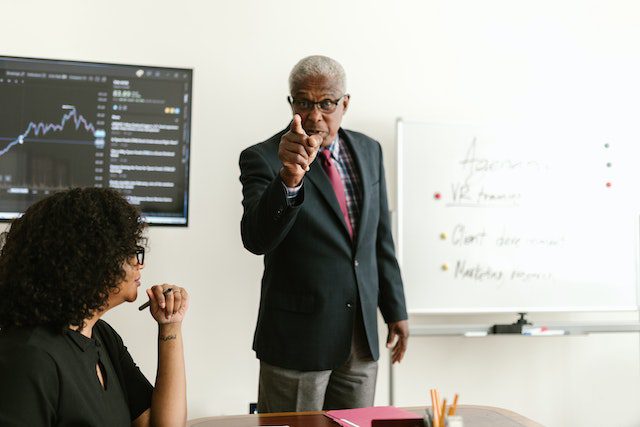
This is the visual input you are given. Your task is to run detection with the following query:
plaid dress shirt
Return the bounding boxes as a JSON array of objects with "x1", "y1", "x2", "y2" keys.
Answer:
[{"x1": 323, "y1": 136, "x2": 363, "y2": 236}]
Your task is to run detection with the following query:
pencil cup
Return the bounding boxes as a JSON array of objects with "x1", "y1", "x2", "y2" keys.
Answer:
[
  {"x1": 445, "y1": 415, "x2": 464, "y2": 427},
  {"x1": 423, "y1": 413, "x2": 463, "y2": 427}
]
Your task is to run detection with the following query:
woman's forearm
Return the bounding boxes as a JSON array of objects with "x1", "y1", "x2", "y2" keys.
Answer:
[{"x1": 150, "y1": 323, "x2": 186, "y2": 427}]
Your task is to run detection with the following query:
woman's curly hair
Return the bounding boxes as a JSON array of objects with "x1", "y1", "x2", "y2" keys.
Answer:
[{"x1": 0, "y1": 188, "x2": 146, "y2": 330}]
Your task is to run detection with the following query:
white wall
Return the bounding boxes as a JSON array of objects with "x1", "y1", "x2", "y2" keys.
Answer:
[{"x1": 3, "y1": 1, "x2": 640, "y2": 426}]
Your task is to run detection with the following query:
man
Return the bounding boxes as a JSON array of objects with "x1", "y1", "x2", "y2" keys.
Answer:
[{"x1": 239, "y1": 55, "x2": 408, "y2": 412}]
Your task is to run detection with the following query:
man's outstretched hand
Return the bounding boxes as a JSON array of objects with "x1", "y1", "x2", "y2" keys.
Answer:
[{"x1": 278, "y1": 114, "x2": 322, "y2": 187}]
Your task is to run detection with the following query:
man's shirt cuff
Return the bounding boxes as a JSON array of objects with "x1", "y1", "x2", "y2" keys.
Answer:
[{"x1": 282, "y1": 181, "x2": 303, "y2": 206}]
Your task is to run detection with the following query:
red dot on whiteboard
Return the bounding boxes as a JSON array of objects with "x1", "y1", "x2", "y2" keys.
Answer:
[
  {"x1": 606, "y1": 182, "x2": 612, "y2": 188},
  {"x1": 434, "y1": 193, "x2": 441, "y2": 200}
]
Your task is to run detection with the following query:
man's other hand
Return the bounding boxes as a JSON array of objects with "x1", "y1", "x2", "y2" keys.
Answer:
[{"x1": 386, "y1": 319, "x2": 409, "y2": 364}]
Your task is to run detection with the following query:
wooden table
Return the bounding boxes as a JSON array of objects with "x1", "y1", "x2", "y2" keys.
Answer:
[{"x1": 188, "y1": 405, "x2": 544, "y2": 427}]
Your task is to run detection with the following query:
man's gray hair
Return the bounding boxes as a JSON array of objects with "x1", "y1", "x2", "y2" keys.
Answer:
[{"x1": 289, "y1": 55, "x2": 347, "y2": 94}]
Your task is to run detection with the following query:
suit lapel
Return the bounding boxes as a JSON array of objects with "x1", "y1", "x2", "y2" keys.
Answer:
[
  {"x1": 342, "y1": 130, "x2": 371, "y2": 251},
  {"x1": 306, "y1": 155, "x2": 351, "y2": 237}
]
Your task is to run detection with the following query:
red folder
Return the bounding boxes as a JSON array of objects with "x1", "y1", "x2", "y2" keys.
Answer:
[{"x1": 325, "y1": 406, "x2": 424, "y2": 427}]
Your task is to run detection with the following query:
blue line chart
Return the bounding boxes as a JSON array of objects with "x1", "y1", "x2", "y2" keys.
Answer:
[{"x1": 0, "y1": 106, "x2": 97, "y2": 157}]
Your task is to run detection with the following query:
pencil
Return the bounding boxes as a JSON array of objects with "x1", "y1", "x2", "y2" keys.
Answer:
[
  {"x1": 430, "y1": 389, "x2": 439, "y2": 427},
  {"x1": 448, "y1": 393, "x2": 459, "y2": 416},
  {"x1": 138, "y1": 288, "x2": 173, "y2": 311},
  {"x1": 440, "y1": 398, "x2": 447, "y2": 423}
]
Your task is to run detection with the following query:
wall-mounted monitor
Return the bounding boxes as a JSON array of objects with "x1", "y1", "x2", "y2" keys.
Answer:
[{"x1": 0, "y1": 56, "x2": 192, "y2": 225}]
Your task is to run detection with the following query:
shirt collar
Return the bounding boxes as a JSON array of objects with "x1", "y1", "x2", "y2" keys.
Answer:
[
  {"x1": 63, "y1": 328, "x2": 99, "y2": 352},
  {"x1": 324, "y1": 135, "x2": 341, "y2": 160}
]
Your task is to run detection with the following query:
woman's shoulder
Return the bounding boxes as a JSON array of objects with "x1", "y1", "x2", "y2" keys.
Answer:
[
  {"x1": 0, "y1": 326, "x2": 60, "y2": 370},
  {"x1": 0, "y1": 327, "x2": 62, "y2": 420},
  {"x1": 1, "y1": 325, "x2": 62, "y2": 347}
]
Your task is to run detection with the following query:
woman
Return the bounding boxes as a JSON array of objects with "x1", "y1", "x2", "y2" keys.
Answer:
[{"x1": 0, "y1": 188, "x2": 189, "y2": 426}]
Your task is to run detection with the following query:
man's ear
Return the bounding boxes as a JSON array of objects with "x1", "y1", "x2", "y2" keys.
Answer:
[{"x1": 342, "y1": 94, "x2": 350, "y2": 114}]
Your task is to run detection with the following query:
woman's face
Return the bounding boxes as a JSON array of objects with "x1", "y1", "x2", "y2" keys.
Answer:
[{"x1": 109, "y1": 255, "x2": 144, "y2": 307}]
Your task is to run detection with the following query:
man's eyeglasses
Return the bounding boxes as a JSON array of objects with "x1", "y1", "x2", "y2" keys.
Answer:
[
  {"x1": 134, "y1": 246, "x2": 145, "y2": 266},
  {"x1": 287, "y1": 95, "x2": 348, "y2": 114}
]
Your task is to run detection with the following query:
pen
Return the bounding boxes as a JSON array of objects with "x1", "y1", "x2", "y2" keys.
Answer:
[
  {"x1": 340, "y1": 418, "x2": 360, "y2": 427},
  {"x1": 138, "y1": 288, "x2": 173, "y2": 311},
  {"x1": 522, "y1": 327, "x2": 566, "y2": 336}
]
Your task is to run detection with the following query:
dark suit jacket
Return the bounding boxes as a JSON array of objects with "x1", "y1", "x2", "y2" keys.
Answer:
[{"x1": 240, "y1": 126, "x2": 407, "y2": 371}]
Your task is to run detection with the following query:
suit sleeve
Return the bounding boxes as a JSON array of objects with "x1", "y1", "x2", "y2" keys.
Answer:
[
  {"x1": 239, "y1": 145, "x2": 304, "y2": 255},
  {"x1": 0, "y1": 346, "x2": 58, "y2": 426},
  {"x1": 375, "y1": 143, "x2": 409, "y2": 323}
]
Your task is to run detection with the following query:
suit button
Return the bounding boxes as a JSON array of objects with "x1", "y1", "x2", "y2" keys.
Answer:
[
  {"x1": 346, "y1": 303, "x2": 353, "y2": 308},
  {"x1": 273, "y1": 207, "x2": 284, "y2": 221},
  {"x1": 354, "y1": 260, "x2": 359, "y2": 267}
]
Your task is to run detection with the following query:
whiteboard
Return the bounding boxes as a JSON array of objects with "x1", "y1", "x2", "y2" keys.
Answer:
[{"x1": 397, "y1": 120, "x2": 640, "y2": 313}]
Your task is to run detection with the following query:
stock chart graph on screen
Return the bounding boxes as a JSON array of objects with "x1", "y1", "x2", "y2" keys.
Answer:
[
  {"x1": 0, "y1": 105, "x2": 100, "y2": 158},
  {"x1": 0, "y1": 84, "x2": 103, "y2": 192},
  {"x1": 0, "y1": 56, "x2": 192, "y2": 224}
]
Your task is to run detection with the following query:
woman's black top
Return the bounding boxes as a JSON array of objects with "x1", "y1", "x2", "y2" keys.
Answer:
[{"x1": 0, "y1": 319, "x2": 153, "y2": 426}]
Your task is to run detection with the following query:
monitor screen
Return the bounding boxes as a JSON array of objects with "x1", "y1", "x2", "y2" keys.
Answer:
[{"x1": 0, "y1": 56, "x2": 192, "y2": 225}]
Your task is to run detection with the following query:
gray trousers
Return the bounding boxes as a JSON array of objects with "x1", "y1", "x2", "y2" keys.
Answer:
[{"x1": 257, "y1": 311, "x2": 378, "y2": 413}]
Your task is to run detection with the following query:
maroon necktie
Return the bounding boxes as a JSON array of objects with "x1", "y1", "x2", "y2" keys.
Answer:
[{"x1": 320, "y1": 149, "x2": 353, "y2": 239}]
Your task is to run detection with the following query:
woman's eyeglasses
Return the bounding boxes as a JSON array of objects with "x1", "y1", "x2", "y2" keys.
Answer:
[{"x1": 134, "y1": 246, "x2": 145, "y2": 265}]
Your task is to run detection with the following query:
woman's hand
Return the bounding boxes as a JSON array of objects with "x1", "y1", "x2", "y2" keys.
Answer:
[{"x1": 145, "y1": 285, "x2": 189, "y2": 324}]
